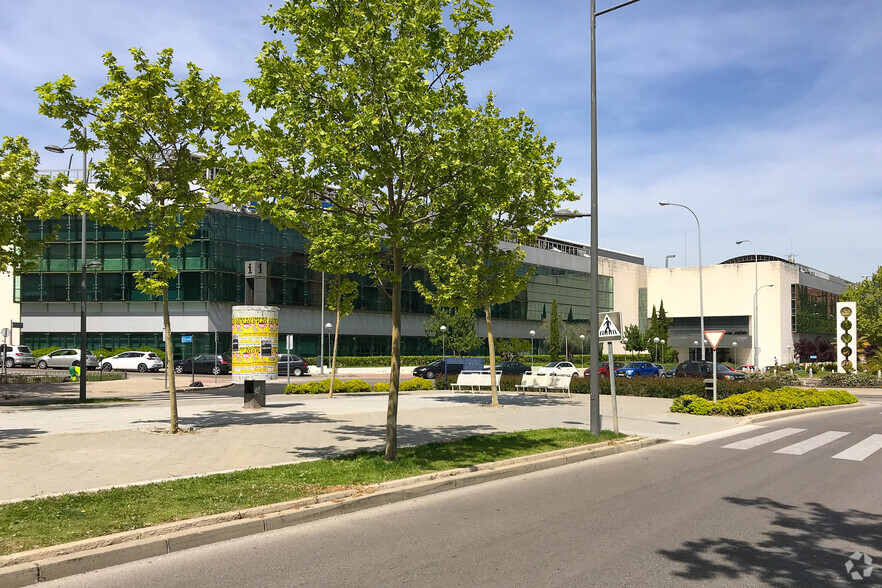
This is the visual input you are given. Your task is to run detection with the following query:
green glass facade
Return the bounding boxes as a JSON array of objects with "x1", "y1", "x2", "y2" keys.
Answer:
[
  {"x1": 791, "y1": 284, "x2": 837, "y2": 337},
  {"x1": 18, "y1": 210, "x2": 611, "y2": 356}
]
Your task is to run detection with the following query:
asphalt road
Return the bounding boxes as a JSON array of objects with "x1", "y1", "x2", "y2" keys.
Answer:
[{"x1": 42, "y1": 396, "x2": 882, "y2": 587}]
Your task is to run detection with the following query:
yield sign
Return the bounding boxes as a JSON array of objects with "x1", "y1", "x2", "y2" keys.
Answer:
[{"x1": 704, "y1": 330, "x2": 726, "y2": 351}]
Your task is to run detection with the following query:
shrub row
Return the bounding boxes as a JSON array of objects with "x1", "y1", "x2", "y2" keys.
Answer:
[
  {"x1": 284, "y1": 376, "x2": 436, "y2": 395},
  {"x1": 301, "y1": 354, "x2": 652, "y2": 368},
  {"x1": 670, "y1": 387, "x2": 858, "y2": 416},
  {"x1": 818, "y1": 372, "x2": 882, "y2": 388}
]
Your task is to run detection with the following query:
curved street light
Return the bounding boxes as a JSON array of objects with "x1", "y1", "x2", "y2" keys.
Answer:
[
  {"x1": 660, "y1": 201, "x2": 705, "y2": 360},
  {"x1": 736, "y1": 239, "x2": 759, "y2": 369}
]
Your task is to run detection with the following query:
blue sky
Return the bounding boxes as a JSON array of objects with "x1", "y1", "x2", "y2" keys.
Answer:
[{"x1": 2, "y1": 0, "x2": 880, "y2": 281}]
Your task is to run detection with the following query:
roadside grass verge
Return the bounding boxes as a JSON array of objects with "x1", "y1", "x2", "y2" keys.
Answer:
[
  {"x1": 670, "y1": 387, "x2": 858, "y2": 416},
  {"x1": 0, "y1": 428, "x2": 623, "y2": 556}
]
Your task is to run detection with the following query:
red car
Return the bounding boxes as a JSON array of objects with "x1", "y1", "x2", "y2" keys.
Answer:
[{"x1": 584, "y1": 361, "x2": 625, "y2": 378}]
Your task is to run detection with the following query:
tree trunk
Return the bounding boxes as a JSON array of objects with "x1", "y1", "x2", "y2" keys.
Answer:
[
  {"x1": 384, "y1": 247, "x2": 402, "y2": 461},
  {"x1": 163, "y1": 288, "x2": 179, "y2": 433},
  {"x1": 328, "y1": 289, "x2": 342, "y2": 398},
  {"x1": 485, "y1": 304, "x2": 499, "y2": 407}
]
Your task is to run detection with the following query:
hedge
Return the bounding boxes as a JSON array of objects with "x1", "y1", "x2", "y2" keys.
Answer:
[
  {"x1": 671, "y1": 387, "x2": 858, "y2": 416},
  {"x1": 818, "y1": 372, "x2": 882, "y2": 388},
  {"x1": 285, "y1": 379, "x2": 372, "y2": 394},
  {"x1": 302, "y1": 354, "x2": 652, "y2": 368}
]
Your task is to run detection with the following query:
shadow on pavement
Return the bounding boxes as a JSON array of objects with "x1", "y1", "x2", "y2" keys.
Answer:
[
  {"x1": 425, "y1": 393, "x2": 579, "y2": 407},
  {"x1": 0, "y1": 427, "x2": 47, "y2": 448},
  {"x1": 658, "y1": 496, "x2": 882, "y2": 585},
  {"x1": 131, "y1": 408, "x2": 340, "y2": 430}
]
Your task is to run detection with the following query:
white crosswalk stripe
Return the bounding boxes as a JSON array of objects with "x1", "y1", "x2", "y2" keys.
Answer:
[
  {"x1": 673, "y1": 425, "x2": 766, "y2": 445},
  {"x1": 723, "y1": 428, "x2": 806, "y2": 450},
  {"x1": 832, "y1": 434, "x2": 882, "y2": 461},
  {"x1": 775, "y1": 431, "x2": 850, "y2": 455}
]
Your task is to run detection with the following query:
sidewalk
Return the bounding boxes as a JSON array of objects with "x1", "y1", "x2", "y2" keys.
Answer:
[{"x1": 0, "y1": 373, "x2": 751, "y2": 504}]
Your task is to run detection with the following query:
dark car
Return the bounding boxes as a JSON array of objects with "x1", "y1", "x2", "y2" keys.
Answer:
[
  {"x1": 615, "y1": 361, "x2": 662, "y2": 378},
  {"x1": 585, "y1": 361, "x2": 624, "y2": 378},
  {"x1": 674, "y1": 361, "x2": 746, "y2": 381},
  {"x1": 174, "y1": 354, "x2": 232, "y2": 375},
  {"x1": 494, "y1": 361, "x2": 531, "y2": 376},
  {"x1": 413, "y1": 358, "x2": 484, "y2": 379},
  {"x1": 279, "y1": 354, "x2": 309, "y2": 377}
]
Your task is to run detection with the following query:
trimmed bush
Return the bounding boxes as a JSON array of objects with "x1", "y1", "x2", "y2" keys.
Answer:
[
  {"x1": 284, "y1": 378, "x2": 372, "y2": 394},
  {"x1": 671, "y1": 387, "x2": 858, "y2": 416},
  {"x1": 819, "y1": 372, "x2": 882, "y2": 388},
  {"x1": 400, "y1": 377, "x2": 434, "y2": 391},
  {"x1": 371, "y1": 381, "x2": 389, "y2": 392}
]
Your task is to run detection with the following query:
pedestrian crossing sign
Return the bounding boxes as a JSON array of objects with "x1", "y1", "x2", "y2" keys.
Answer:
[{"x1": 598, "y1": 312, "x2": 623, "y2": 342}]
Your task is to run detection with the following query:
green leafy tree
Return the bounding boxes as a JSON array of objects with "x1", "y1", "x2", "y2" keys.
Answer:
[
  {"x1": 0, "y1": 137, "x2": 59, "y2": 273},
  {"x1": 37, "y1": 48, "x2": 248, "y2": 432},
  {"x1": 424, "y1": 307, "x2": 482, "y2": 358},
  {"x1": 622, "y1": 324, "x2": 646, "y2": 358},
  {"x1": 495, "y1": 338, "x2": 530, "y2": 362},
  {"x1": 840, "y1": 267, "x2": 882, "y2": 347},
  {"x1": 547, "y1": 299, "x2": 561, "y2": 362},
  {"x1": 231, "y1": 0, "x2": 526, "y2": 460},
  {"x1": 326, "y1": 276, "x2": 358, "y2": 398}
]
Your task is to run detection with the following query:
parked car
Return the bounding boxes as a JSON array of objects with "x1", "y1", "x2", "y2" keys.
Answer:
[
  {"x1": 536, "y1": 361, "x2": 580, "y2": 378},
  {"x1": 35, "y1": 348, "x2": 100, "y2": 370},
  {"x1": 100, "y1": 351, "x2": 164, "y2": 373},
  {"x1": 493, "y1": 361, "x2": 531, "y2": 376},
  {"x1": 653, "y1": 363, "x2": 667, "y2": 377},
  {"x1": 174, "y1": 354, "x2": 232, "y2": 375},
  {"x1": 674, "y1": 361, "x2": 746, "y2": 380},
  {"x1": 615, "y1": 361, "x2": 662, "y2": 378},
  {"x1": 278, "y1": 354, "x2": 309, "y2": 377},
  {"x1": 587, "y1": 361, "x2": 625, "y2": 378},
  {"x1": 413, "y1": 358, "x2": 484, "y2": 379},
  {"x1": 0, "y1": 344, "x2": 35, "y2": 368}
]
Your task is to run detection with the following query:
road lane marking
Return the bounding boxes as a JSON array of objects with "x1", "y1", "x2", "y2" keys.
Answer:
[
  {"x1": 832, "y1": 434, "x2": 882, "y2": 461},
  {"x1": 723, "y1": 428, "x2": 806, "y2": 450},
  {"x1": 673, "y1": 425, "x2": 766, "y2": 445},
  {"x1": 774, "y1": 431, "x2": 850, "y2": 455}
]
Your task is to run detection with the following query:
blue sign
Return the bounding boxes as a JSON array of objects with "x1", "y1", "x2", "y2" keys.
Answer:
[
  {"x1": 810, "y1": 355, "x2": 817, "y2": 359},
  {"x1": 181, "y1": 335, "x2": 193, "y2": 343}
]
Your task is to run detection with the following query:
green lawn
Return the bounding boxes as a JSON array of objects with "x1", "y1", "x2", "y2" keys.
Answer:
[{"x1": 0, "y1": 428, "x2": 623, "y2": 556}]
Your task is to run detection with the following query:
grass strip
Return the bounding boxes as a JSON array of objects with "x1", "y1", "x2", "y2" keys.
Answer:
[{"x1": 0, "y1": 428, "x2": 623, "y2": 556}]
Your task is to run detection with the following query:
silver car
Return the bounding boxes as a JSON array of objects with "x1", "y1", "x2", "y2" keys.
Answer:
[
  {"x1": 1, "y1": 344, "x2": 35, "y2": 368},
  {"x1": 36, "y1": 348, "x2": 100, "y2": 370}
]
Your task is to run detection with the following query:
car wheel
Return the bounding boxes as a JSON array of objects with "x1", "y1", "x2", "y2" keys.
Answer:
[
  {"x1": 137, "y1": 363, "x2": 148, "y2": 373},
  {"x1": 211, "y1": 366, "x2": 221, "y2": 375},
  {"x1": 37, "y1": 360, "x2": 48, "y2": 369},
  {"x1": 424, "y1": 370, "x2": 434, "y2": 379},
  {"x1": 72, "y1": 360, "x2": 80, "y2": 367},
  {"x1": 174, "y1": 364, "x2": 184, "y2": 374},
  {"x1": 102, "y1": 363, "x2": 112, "y2": 372},
  {"x1": 4, "y1": 358, "x2": 13, "y2": 368},
  {"x1": 293, "y1": 367, "x2": 303, "y2": 377}
]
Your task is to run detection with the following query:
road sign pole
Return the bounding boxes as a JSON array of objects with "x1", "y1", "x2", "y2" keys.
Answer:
[
  {"x1": 713, "y1": 348, "x2": 718, "y2": 403},
  {"x1": 608, "y1": 341, "x2": 619, "y2": 434}
]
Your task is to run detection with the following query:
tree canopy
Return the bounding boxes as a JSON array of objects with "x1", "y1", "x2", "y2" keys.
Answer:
[
  {"x1": 227, "y1": 0, "x2": 570, "y2": 459},
  {"x1": 0, "y1": 136, "x2": 58, "y2": 274},
  {"x1": 37, "y1": 47, "x2": 248, "y2": 432},
  {"x1": 839, "y1": 267, "x2": 882, "y2": 348}
]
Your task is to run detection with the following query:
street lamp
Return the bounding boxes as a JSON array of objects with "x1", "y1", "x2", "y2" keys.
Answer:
[
  {"x1": 529, "y1": 330, "x2": 536, "y2": 369},
  {"x1": 324, "y1": 322, "x2": 332, "y2": 373},
  {"x1": 660, "y1": 201, "x2": 705, "y2": 360},
  {"x1": 753, "y1": 284, "x2": 774, "y2": 369},
  {"x1": 732, "y1": 341, "x2": 738, "y2": 366},
  {"x1": 580, "y1": 333, "x2": 586, "y2": 369},
  {"x1": 660, "y1": 338, "x2": 666, "y2": 364},
  {"x1": 45, "y1": 139, "x2": 92, "y2": 401},
  {"x1": 440, "y1": 325, "x2": 447, "y2": 383},
  {"x1": 622, "y1": 336, "x2": 628, "y2": 361},
  {"x1": 693, "y1": 340, "x2": 699, "y2": 361},
  {"x1": 736, "y1": 239, "x2": 759, "y2": 370},
  {"x1": 653, "y1": 336, "x2": 660, "y2": 363},
  {"x1": 665, "y1": 254, "x2": 676, "y2": 268}
]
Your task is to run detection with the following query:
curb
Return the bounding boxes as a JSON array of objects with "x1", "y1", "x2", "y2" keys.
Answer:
[
  {"x1": 744, "y1": 400, "x2": 866, "y2": 424},
  {"x1": 0, "y1": 436, "x2": 661, "y2": 586}
]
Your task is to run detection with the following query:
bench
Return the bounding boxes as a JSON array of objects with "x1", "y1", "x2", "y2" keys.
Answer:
[
  {"x1": 515, "y1": 372, "x2": 573, "y2": 397},
  {"x1": 450, "y1": 371, "x2": 502, "y2": 393}
]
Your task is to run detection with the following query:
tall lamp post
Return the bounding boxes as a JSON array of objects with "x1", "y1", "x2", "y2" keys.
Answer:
[
  {"x1": 579, "y1": 333, "x2": 586, "y2": 369},
  {"x1": 45, "y1": 140, "x2": 93, "y2": 400},
  {"x1": 622, "y1": 336, "x2": 628, "y2": 361},
  {"x1": 584, "y1": 0, "x2": 643, "y2": 436},
  {"x1": 440, "y1": 325, "x2": 447, "y2": 383},
  {"x1": 660, "y1": 339, "x2": 666, "y2": 364},
  {"x1": 660, "y1": 201, "x2": 705, "y2": 360},
  {"x1": 529, "y1": 329, "x2": 535, "y2": 369},
  {"x1": 653, "y1": 336, "x2": 660, "y2": 363},
  {"x1": 732, "y1": 341, "x2": 738, "y2": 366},
  {"x1": 735, "y1": 239, "x2": 759, "y2": 369},
  {"x1": 754, "y1": 284, "x2": 774, "y2": 369},
  {"x1": 324, "y1": 322, "x2": 332, "y2": 374}
]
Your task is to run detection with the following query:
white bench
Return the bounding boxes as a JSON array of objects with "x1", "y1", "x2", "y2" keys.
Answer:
[
  {"x1": 515, "y1": 372, "x2": 573, "y2": 397},
  {"x1": 450, "y1": 371, "x2": 502, "y2": 393}
]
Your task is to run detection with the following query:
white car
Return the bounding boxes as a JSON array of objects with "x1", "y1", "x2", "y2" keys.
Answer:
[
  {"x1": 36, "y1": 348, "x2": 100, "y2": 370},
  {"x1": 536, "y1": 361, "x2": 580, "y2": 378},
  {"x1": 101, "y1": 351, "x2": 164, "y2": 373}
]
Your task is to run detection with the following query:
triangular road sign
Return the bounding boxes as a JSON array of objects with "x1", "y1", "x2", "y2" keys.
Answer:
[
  {"x1": 599, "y1": 314, "x2": 621, "y2": 338},
  {"x1": 704, "y1": 330, "x2": 726, "y2": 351}
]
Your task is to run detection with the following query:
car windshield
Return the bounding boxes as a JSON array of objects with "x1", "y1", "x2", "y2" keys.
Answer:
[
  {"x1": 623, "y1": 362, "x2": 641, "y2": 368},
  {"x1": 544, "y1": 362, "x2": 560, "y2": 367}
]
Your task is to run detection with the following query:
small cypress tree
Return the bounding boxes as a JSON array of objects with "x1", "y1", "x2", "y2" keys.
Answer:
[{"x1": 548, "y1": 299, "x2": 561, "y2": 362}]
